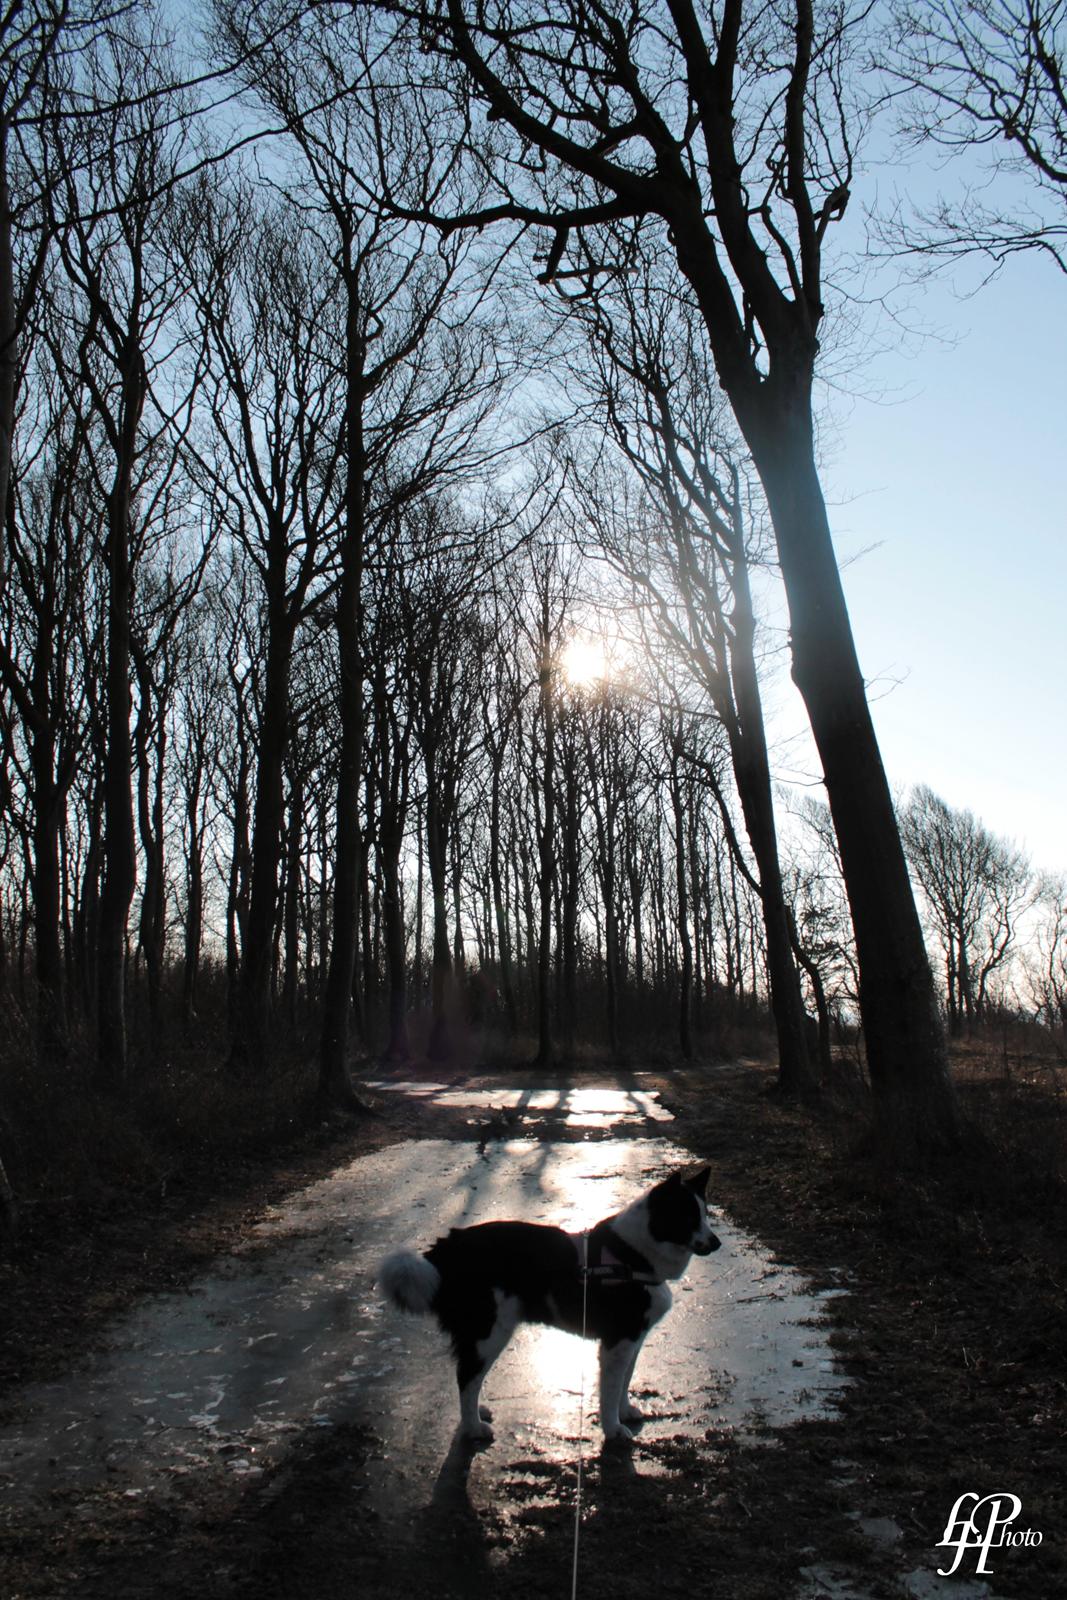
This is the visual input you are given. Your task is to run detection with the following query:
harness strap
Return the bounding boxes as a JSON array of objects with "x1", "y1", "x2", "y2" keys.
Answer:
[
  {"x1": 579, "y1": 1223, "x2": 662, "y2": 1286},
  {"x1": 580, "y1": 1262, "x2": 660, "y2": 1284}
]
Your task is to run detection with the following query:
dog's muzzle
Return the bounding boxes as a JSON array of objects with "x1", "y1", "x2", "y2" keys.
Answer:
[{"x1": 693, "y1": 1232, "x2": 721, "y2": 1255}]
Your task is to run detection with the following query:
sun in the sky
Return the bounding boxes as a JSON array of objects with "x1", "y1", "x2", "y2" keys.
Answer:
[{"x1": 561, "y1": 634, "x2": 608, "y2": 688}]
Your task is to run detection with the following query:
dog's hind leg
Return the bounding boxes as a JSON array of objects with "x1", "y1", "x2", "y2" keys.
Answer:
[
  {"x1": 599, "y1": 1338, "x2": 640, "y2": 1442},
  {"x1": 454, "y1": 1293, "x2": 520, "y2": 1442}
]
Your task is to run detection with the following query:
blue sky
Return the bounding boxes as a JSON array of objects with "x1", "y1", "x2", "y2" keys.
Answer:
[{"x1": 765, "y1": 242, "x2": 1067, "y2": 875}]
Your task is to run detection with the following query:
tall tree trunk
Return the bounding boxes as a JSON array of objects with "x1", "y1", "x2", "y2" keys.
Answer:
[
  {"x1": 95, "y1": 345, "x2": 143, "y2": 1091},
  {"x1": 376, "y1": 669, "x2": 412, "y2": 1065},
  {"x1": 317, "y1": 806, "x2": 330, "y2": 1008},
  {"x1": 730, "y1": 852, "x2": 745, "y2": 1009},
  {"x1": 724, "y1": 553, "x2": 815, "y2": 1095},
  {"x1": 584, "y1": 737, "x2": 620, "y2": 1058},
  {"x1": 533, "y1": 638, "x2": 555, "y2": 1068},
  {"x1": 488, "y1": 761, "x2": 517, "y2": 1033},
  {"x1": 713, "y1": 843, "x2": 733, "y2": 1003},
  {"x1": 359, "y1": 827, "x2": 374, "y2": 1034},
  {"x1": 0, "y1": 125, "x2": 16, "y2": 596},
  {"x1": 519, "y1": 819, "x2": 536, "y2": 1010},
  {"x1": 669, "y1": 746, "x2": 694, "y2": 1060},
  {"x1": 75, "y1": 776, "x2": 103, "y2": 1021},
  {"x1": 182, "y1": 780, "x2": 203, "y2": 1033},
  {"x1": 650, "y1": 852, "x2": 667, "y2": 1000},
  {"x1": 426, "y1": 783, "x2": 453, "y2": 1061},
  {"x1": 602, "y1": 874, "x2": 620, "y2": 1058},
  {"x1": 947, "y1": 935, "x2": 961, "y2": 1038},
  {"x1": 31, "y1": 762, "x2": 65, "y2": 1066},
  {"x1": 665, "y1": 192, "x2": 958, "y2": 1143},
  {"x1": 687, "y1": 794, "x2": 703, "y2": 1032},
  {"x1": 787, "y1": 907, "x2": 833, "y2": 1078},
  {"x1": 413, "y1": 800, "x2": 425, "y2": 1004},
  {"x1": 27, "y1": 543, "x2": 66, "y2": 1065},
  {"x1": 560, "y1": 765, "x2": 580, "y2": 1053},
  {"x1": 627, "y1": 832, "x2": 644, "y2": 992},
  {"x1": 380, "y1": 838, "x2": 411, "y2": 1062},
  {"x1": 749, "y1": 401, "x2": 956, "y2": 1141},
  {"x1": 282, "y1": 771, "x2": 302, "y2": 1025},
  {"x1": 230, "y1": 601, "x2": 292, "y2": 1073},
  {"x1": 319, "y1": 281, "x2": 367, "y2": 1107},
  {"x1": 958, "y1": 924, "x2": 974, "y2": 1033},
  {"x1": 133, "y1": 663, "x2": 166, "y2": 1064},
  {"x1": 451, "y1": 828, "x2": 465, "y2": 975}
]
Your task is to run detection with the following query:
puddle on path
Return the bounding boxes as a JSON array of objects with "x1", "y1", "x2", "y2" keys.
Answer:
[
  {"x1": 0, "y1": 1138, "x2": 845, "y2": 1536},
  {"x1": 362, "y1": 1081, "x2": 675, "y2": 1126}
]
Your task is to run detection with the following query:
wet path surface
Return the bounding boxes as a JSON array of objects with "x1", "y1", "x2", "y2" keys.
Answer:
[
  {"x1": 362, "y1": 1081, "x2": 676, "y2": 1126},
  {"x1": 0, "y1": 1135, "x2": 845, "y2": 1541}
]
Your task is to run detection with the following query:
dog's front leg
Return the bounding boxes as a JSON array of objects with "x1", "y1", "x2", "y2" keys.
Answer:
[
  {"x1": 619, "y1": 1284, "x2": 671, "y2": 1424},
  {"x1": 599, "y1": 1339, "x2": 639, "y2": 1442},
  {"x1": 618, "y1": 1336, "x2": 647, "y2": 1425}
]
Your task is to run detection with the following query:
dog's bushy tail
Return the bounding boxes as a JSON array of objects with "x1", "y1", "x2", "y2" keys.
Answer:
[{"x1": 378, "y1": 1249, "x2": 440, "y2": 1314}]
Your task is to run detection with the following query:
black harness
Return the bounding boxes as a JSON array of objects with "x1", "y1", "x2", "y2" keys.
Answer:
[{"x1": 577, "y1": 1223, "x2": 662, "y2": 1287}]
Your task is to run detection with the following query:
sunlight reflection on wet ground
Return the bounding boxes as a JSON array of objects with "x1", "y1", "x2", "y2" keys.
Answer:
[
  {"x1": 363, "y1": 1082, "x2": 675, "y2": 1125},
  {"x1": 0, "y1": 1138, "x2": 845, "y2": 1536}
]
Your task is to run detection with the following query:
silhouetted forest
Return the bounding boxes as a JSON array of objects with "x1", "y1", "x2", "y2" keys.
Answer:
[{"x1": 2, "y1": 0, "x2": 1065, "y2": 1227}]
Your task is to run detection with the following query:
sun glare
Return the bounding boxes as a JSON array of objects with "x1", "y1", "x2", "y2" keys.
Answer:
[{"x1": 561, "y1": 635, "x2": 608, "y2": 688}]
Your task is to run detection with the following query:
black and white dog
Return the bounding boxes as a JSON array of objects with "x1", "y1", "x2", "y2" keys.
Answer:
[{"x1": 378, "y1": 1167, "x2": 720, "y2": 1444}]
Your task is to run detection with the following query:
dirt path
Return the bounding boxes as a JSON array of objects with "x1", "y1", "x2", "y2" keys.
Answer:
[{"x1": 1, "y1": 1063, "x2": 1061, "y2": 1599}]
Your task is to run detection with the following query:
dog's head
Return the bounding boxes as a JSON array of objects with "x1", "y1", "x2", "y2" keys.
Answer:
[{"x1": 647, "y1": 1167, "x2": 721, "y2": 1258}]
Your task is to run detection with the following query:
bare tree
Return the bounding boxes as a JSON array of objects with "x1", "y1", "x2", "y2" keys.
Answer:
[
  {"x1": 784, "y1": 792, "x2": 860, "y2": 1072},
  {"x1": 577, "y1": 681, "x2": 643, "y2": 1058},
  {"x1": 45, "y1": 22, "x2": 200, "y2": 1087},
  {"x1": 0, "y1": 0, "x2": 127, "y2": 595},
  {"x1": 901, "y1": 785, "x2": 1033, "y2": 1034},
  {"x1": 564, "y1": 249, "x2": 815, "y2": 1093},
  {"x1": 364, "y1": 530, "x2": 420, "y2": 1061},
  {"x1": 553, "y1": 676, "x2": 587, "y2": 1052},
  {"x1": 205, "y1": 0, "x2": 510, "y2": 1099},
  {"x1": 477, "y1": 574, "x2": 527, "y2": 1036},
  {"x1": 129, "y1": 536, "x2": 212, "y2": 1057},
  {"x1": 524, "y1": 545, "x2": 579, "y2": 1067},
  {"x1": 172, "y1": 593, "x2": 225, "y2": 1032},
  {"x1": 884, "y1": 0, "x2": 1067, "y2": 275},
  {"x1": 664, "y1": 713, "x2": 696, "y2": 1059},
  {"x1": 177, "y1": 184, "x2": 346, "y2": 1072},
  {"x1": 404, "y1": 0, "x2": 956, "y2": 1143},
  {"x1": 404, "y1": 514, "x2": 489, "y2": 1060},
  {"x1": 0, "y1": 352, "x2": 95, "y2": 1066},
  {"x1": 1026, "y1": 874, "x2": 1067, "y2": 1035}
]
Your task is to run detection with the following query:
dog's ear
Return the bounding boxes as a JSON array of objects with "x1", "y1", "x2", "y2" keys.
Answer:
[{"x1": 684, "y1": 1166, "x2": 711, "y2": 1197}]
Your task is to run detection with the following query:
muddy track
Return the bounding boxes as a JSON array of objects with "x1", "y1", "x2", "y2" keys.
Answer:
[{"x1": 1, "y1": 1064, "x2": 1062, "y2": 1599}]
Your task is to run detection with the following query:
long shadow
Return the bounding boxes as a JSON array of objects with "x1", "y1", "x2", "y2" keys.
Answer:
[
  {"x1": 57, "y1": 1419, "x2": 497, "y2": 1600},
  {"x1": 401, "y1": 1434, "x2": 499, "y2": 1595},
  {"x1": 37, "y1": 1395, "x2": 858, "y2": 1600}
]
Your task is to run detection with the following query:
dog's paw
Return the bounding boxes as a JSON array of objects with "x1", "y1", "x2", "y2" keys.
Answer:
[
  {"x1": 619, "y1": 1401, "x2": 645, "y2": 1424},
  {"x1": 460, "y1": 1419, "x2": 494, "y2": 1442},
  {"x1": 479, "y1": 1405, "x2": 493, "y2": 1423},
  {"x1": 602, "y1": 1421, "x2": 635, "y2": 1444}
]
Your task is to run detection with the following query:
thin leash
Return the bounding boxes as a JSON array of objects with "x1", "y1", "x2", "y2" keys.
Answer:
[{"x1": 570, "y1": 1230, "x2": 590, "y2": 1600}]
